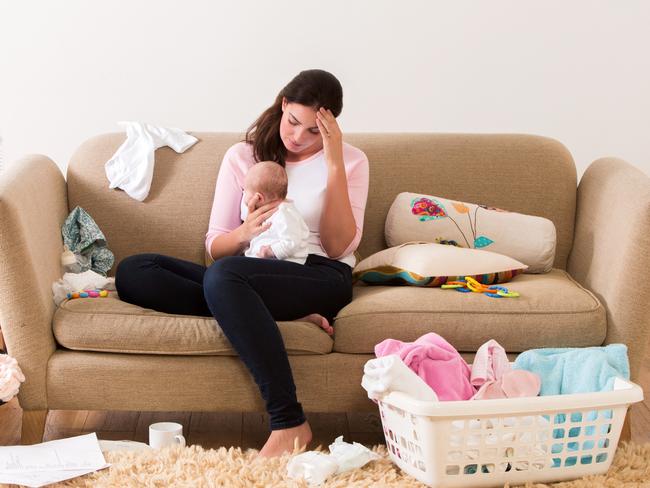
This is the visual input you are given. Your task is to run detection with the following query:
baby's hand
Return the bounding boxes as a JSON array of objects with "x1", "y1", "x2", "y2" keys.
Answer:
[{"x1": 257, "y1": 245, "x2": 276, "y2": 259}]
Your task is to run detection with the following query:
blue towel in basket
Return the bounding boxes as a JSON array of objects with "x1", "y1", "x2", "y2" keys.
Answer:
[
  {"x1": 512, "y1": 344, "x2": 629, "y2": 395},
  {"x1": 514, "y1": 344, "x2": 629, "y2": 467}
]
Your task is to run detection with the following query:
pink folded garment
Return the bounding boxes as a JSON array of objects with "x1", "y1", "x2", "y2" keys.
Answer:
[
  {"x1": 375, "y1": 333, "x2": 475, "y2": 401},
  {"x1": 471, "y1": 339, "x2": 540, "y2": 400}
]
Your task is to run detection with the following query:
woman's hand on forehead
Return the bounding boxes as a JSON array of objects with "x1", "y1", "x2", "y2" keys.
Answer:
[{"x1": 316, "y1": 107, "x2": 343, "y2": 163}]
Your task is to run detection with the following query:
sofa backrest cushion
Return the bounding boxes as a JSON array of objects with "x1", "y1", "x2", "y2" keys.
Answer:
[
  {"x1": 66, "y1": 132, "x2": 576, "y2": 274},
  {"x1": 345, "y1": 133, "x2": 576, "y2": 269}
]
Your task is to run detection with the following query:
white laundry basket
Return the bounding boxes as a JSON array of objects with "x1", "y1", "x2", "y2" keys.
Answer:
[{"x1": 378, "y1": 377, "x2": 643, "y2": 487}]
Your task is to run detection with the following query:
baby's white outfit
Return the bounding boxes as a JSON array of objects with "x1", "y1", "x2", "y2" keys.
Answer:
[
  {"x1": 105, "y1": 121, "x2": 198, "y2": 201},
  {"x1": 244, "y1": 200, "x2": 310, "y2": 264}
]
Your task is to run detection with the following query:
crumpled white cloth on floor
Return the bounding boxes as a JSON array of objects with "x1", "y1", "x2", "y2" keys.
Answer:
[
  {"x1": 328, "y1": 436, "x2": 381, "y2": 473},
  {"x1": 52, "y1": 270, "x2": 116, "y2": 306},
  {"x1": 287, "y1": 436, "x2": 381, "y2": 486},
  {"x1": 105, "y1": 121, "x2": 198, "y2": 201},
  {"x1": 286, "y1": 451, "x2": 338, "y2": 486},
  {"x1": 361, "y1": 354, "x2": 439, "y2": 402}
]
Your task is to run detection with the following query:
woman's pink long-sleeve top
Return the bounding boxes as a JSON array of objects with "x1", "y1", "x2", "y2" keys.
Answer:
[{"x1": 205, "y1": 141, "x2": 369, "y2": 267}]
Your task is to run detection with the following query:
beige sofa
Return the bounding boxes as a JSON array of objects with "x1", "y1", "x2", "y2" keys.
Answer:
[{"x1": 1, "y1": 133, "x2": 648, "y2": 444}]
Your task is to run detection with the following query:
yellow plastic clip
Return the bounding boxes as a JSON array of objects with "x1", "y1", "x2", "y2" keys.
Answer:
[
  {"x1": 465, "y1": 277, "x2": 480, "y2": 287},
  {"x1": 466, "y1": 277, "x2": 488, "y2": 292}
]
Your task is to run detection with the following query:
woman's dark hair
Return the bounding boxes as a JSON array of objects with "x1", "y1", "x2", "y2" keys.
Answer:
[{"x1": 245, "y1": 69, "x2": 343, "y2": 166}]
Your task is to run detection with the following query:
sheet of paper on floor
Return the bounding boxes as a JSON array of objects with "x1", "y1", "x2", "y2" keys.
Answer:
[{"x1": 0, "y1": 432, "x2": 110, "y2": 488}]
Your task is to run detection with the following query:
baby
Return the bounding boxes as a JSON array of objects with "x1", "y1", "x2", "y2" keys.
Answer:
[
  {"x1": 243, "y1": 161, "x2": 309, "y2": 263},
  {"x1": 242, "y1": 161, "x2": 333, "y2": 335}
]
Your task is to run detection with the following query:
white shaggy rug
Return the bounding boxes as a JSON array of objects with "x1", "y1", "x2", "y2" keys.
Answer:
[{"x1": 46, "y1": 442, "x2": 650, "y2": 487}]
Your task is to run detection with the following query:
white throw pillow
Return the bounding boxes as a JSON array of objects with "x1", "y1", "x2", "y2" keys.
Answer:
[{"x1": 353, "y1": 242, "x2": 528, "y2": 286}]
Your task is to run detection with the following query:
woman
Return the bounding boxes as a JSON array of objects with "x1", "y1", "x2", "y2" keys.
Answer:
[{"x1": 115, "y1": 69, "x2": 370, "y2": 457}]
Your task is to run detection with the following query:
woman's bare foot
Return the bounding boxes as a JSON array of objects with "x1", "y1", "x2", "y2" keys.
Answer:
[
  {"x1": 258, "y1": 421, "x2": 313, "y2": 458},
  {"x1": 296, "y1": 313, "x2": 333, "y2": 335}
]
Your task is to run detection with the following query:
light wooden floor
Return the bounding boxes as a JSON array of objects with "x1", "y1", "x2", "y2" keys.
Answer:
[
  {"x1": 1, "y1": 334, "x2": 648, "y2": 449},
  {"x1": 0, "y1": 400, "x2": 386, "y2": 449}
]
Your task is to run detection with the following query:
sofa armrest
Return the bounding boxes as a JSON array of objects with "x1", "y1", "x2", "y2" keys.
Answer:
[
  {"x1": 0, "y1": 155, "x2": 68, "y2": 409},
  {"x1": 567, "y1": 157, "x2": 650, "y2": 380}
]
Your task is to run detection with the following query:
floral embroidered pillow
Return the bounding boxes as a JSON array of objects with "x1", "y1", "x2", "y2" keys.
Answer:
[
  {"x1": 385, "y1": 192, "x2": 556, "y2": 273},
  {"x1": 353, "y1": 241, "x2": 527, "y2": 286}
]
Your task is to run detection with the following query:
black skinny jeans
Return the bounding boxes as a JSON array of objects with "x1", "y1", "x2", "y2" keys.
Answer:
[{"x1": 115, "y1": 253, "x2": 353, "y2": 430}]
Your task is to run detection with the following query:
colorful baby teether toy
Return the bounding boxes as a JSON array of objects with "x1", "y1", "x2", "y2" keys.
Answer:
[
  {"x1": 66, "y1": 289, "x2": 109, "y2": 300},
  {"x1": 442, "y1": 277, "x2": 520, "y2": 298}
]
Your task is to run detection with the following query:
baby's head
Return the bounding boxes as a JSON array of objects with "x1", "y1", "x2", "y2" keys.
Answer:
[{"x1": 243, "y1": 161, "x2": 288, "y2": 210}]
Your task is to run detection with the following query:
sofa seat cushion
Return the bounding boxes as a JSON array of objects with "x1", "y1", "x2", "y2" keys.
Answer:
[
  {"x1": 333, "y1": 269, "x2": 606, "y2": 354},
  {"x1": 53, "y1": 294, "x2": 333, "y2": 355}
]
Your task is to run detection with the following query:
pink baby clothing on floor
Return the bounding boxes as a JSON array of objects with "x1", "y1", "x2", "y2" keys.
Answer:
[
  {"x1": 471, "y1": 339, "x2": 540, "y2": 400},
  {"x1": 375, "y1": 333, "x2": 475, "y2": 401}
]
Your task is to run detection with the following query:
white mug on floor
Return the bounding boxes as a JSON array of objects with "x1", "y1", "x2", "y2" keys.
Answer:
[{"x1": 149, "y1": 422, "x2": 186, "y2": 449}]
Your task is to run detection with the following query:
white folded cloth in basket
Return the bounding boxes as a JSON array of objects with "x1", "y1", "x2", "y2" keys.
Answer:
[{"x1": 361, "y1": 354, "x2": 438, "y2": 402}]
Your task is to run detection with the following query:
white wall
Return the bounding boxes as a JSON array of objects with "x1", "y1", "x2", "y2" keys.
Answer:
[{"x1": 1, "y1": 0, "x2": 648, "y2": 178}]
